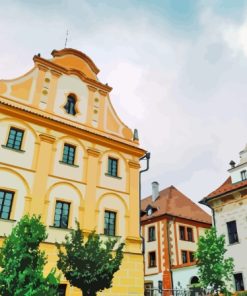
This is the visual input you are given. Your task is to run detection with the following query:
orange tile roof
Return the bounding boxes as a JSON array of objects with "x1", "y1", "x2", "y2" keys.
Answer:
[
  {"x1": 141, "y1": 185, "x2": 211, "y2": 224},
  {"x1": 204, "y1": 176, "x2": 247, "y2": 200}
]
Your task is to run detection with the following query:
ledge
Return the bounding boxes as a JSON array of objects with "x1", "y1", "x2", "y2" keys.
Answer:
[
  {"x1": 105, "y1": 173, "x2": 122, "y2": 179},
  {"x1": 59, "y1": 160, "x2": 79, "y2": 168},
  {"x1": 1, "y1": 145, "x2": 25, "y2": 153}
]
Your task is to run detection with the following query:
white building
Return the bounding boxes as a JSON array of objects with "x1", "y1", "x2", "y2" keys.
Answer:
[{"x1": 201, "y1": 144, "x2": 247, "y2": 292}]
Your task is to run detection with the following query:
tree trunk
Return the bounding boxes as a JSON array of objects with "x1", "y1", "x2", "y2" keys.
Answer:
[{"x1": 82, "y1": 290, "x2": 96, "y2": 296}]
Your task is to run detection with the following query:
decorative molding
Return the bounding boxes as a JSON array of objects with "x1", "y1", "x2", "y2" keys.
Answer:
[
  {"x1": 33, "y1": 55, "x2": 112, "y2": 93},
  {"x1": 50, "y1": 69, "x2": 62, "y2": 77},
  {"x1": 128, "y1": 161, "x2": 140, "y2": 169},
  {"x1": 87, "y1": 85, "x2": 97, "y2": 92},
  {"x1": 87, "y1": 148, "x2": 100, "y2": 157},
  {"x1": 39, "y1": 133, "x2": 56, "y2": 144},
  {"x1": 51, "y1": 48, "x2": 100, "y2": 74}
]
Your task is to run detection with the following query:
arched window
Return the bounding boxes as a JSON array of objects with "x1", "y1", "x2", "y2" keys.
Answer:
[
  {"x1": 64, "y1": 94, "x2": 76, "y2": 115},
  {"x1": 191, "y1": 276, "x2": 199, "y2": 284}
]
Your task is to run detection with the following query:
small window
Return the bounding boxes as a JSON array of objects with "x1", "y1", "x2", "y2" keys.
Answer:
[
  {"x1": 6, "y1": 127, "x2": 24, "y2": 150},
  {"x1": 234, "y1": 273, "x2": 245, "y2": 291},
  {"x1": 54, "y1": 201, "x2": 70, "y2": 229},
  {"x1": 62, "y1": 144, "x2": 76, "y2": 165},
  {"x1": 187, "y1": 227, "x2": 193, "y2": 242},
  {"x1": 104, "y1": 211, "x2": 116, "y2": 236},
  {"x1": 149, "y1": 251, "x2": 156, "y2": 268},
  {"x1": 64, "y1": 94, "x2": 76, "y2": 115},
  {"x1": 148, "y1": 226, "x2": 156, "y2": 242},
  {"x1": 58, "y1": 284, "x2": 67, "y2": 296},
  {"x1": 189, "y1": 251, "x2": 195, "y2": 263},
  {"x1": 158, "y1": 281, "x2": 162, "y2": 293},
  {"x1": 241, "y1": 170, "x2": 247, "y2": 181},
  {"x1": 227, "y1": 220, "x2": 239, "y2": 244},
  {"x1": 107, "y1": 157, "x2": 118, "y2": 177},
  {"x1": 179, "y1": 226, "x2": 185, "y2": 240},
  {"x1": 0, "y1": 190, "x2": 14, "y2": 220},
  {"x1": 182, "y1": 250, "x2": 188, "y2": 264}
]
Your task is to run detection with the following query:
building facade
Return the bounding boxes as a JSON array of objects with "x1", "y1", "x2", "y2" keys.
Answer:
[
  {"x1": 0, "y1": 48, "x2": 145, "y2": 295},
  {"x1": 201, "y1": 145, "x2": 247, "y2": 292},
  {"x1": 141, "y1": 182, "x2": 211, "y2": 295}
]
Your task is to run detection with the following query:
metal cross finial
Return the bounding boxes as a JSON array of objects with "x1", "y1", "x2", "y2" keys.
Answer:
[{"x1": 64, "y1": 30, "x2": 69, "y2": 48}]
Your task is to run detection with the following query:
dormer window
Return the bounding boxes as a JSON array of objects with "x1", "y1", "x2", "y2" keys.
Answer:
[
  {"x1": 241, "y1": 170, "x2": 247, "y2": 181},
  {"x1": 147, "y1": 208, "x2": 152, "y2": 216},
  {"x1": 64, "y1": 94, "x2": 76, "y2": 115}
]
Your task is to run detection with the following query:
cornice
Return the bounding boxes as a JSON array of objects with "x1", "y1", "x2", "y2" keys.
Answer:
[
  {"x1": 39, "y1": 133, "x2": 56, "y2": 144},
  {"x1": 33, "y1": 56, "x2": 112, "y2": 93},
  {"x1": 128, "y1": 161, "x2": 140, "y2": 169},
  {"x1": 0, "y1": 99, "x2": 146, "y2": 157},
  {"x1": 87, "y1": 148, "x2": 101, "y2": 158},
  {"x1": 51, "y1": 48, "x2": 100, "y2": 74}
]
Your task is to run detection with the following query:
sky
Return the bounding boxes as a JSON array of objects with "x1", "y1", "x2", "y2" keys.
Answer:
[{"x1": 1, "y1": 0, "x2": 247, "y2": 212}]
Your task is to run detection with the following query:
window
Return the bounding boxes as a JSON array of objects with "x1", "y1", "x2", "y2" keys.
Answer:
[
  {"x1": 187, "y1": 227, "x2": 194, "y2": 242},
  {"x1": 6, "y1": 127, "x2": 24, "y2": 150},
  {"x1": 234, "y1": 273, "x2": 245, "y2": 291},
  {"x1": 189, "y1": 251, "x2": 195, "y2": 263},
  {"x1": 107, "y1": 157, "x2": 118, "y2": 177},
  {"x1": 144, "y1": 283, "x2": 153, "y2": 296},
  {"x1": 181, "y1": 250, "x2": 188, "y2": 264},
  {"x1": 148, "y1": 226, "x2": 156, "y2": 242},
  {"x1": 104, "y1": 211, "x2": 116, "y2": 236},
  {"x1": 241, "y1": 170, "x2": 247, "y2": 181},
  {"x1": 58, "y1": 284, "x2": 67, "y2": 296},
  {"x1": 149, "y1": 251, "x2": 156, "y2": 268},
  {"x1": 64, "y1": 94, "x2": 76, "y2": 115},
  {"x1": 179, "y1": 225, "x2": 194, "y2": 241},
  {"x1": 54, "y1": 201, "x2": 70, "y2": 229},
  {"x1": 62, "y1": 144, "x2": 76, "y2": 165},
  {"x1": 0, "y1": 190, "x2": 14, "y2": 220},
  {"x1": 158, "y1": 281, "x2": 162, "y2": 293},
  {"x1": 227, "y1": 220, "x2": 239, "y2": 244},
  {"x1": 179, "y1": 226, "x2": 185, "y2": 240}
]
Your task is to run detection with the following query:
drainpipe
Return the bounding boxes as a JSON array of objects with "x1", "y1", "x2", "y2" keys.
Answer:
[{"x1": 139, "y1": 152, "x2": 151, "y2": 254}]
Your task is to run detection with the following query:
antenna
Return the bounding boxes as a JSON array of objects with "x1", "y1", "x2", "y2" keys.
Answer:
[{"x1": 64, "y1": 30, "x2": 69, "y2": 48}]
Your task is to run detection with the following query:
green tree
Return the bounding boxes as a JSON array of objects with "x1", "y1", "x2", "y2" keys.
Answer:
[
  {"x1": 56, "y1": 222, "x2": 125, "y2": 296},
  {"x1": 195, "y1": 227, "x2": 234, "y2": 295},
  {"x1": 0, "y1": 215, "x2": 59, "y2": 296}
]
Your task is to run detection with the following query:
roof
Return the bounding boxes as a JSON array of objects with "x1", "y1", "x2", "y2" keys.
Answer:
[
  {"x1": 203, "y1": 176, "x2": 247, "y2": 201},
  {"x1": 141, "y1": 185, "x2": 212, "y2": 224}
]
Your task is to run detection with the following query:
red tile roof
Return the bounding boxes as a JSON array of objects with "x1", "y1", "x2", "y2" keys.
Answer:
[
  {"x1": 204, "y1": 176, "x2": 247, "y2": 200},
  {"x1": 141, "y1": 185, "x2": 211, "y2": 224}
]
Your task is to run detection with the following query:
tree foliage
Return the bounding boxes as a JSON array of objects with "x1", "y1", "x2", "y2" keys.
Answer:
[
  {"x1": 0, "y1": 215, "x2": 59, "y2": 296},
  {"x1": 195, "y1": 227, "x2": 234, "y2": 295},
  {"x1": 56, "y1": 222, "x2": 125, "y2": 296}
]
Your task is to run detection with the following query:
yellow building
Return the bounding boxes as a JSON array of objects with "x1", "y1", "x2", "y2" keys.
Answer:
[{"x1": 0, "y1": 48, "x2": 145, "y2": 295}]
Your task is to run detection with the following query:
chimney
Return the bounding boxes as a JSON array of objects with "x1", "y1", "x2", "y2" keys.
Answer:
[{"x1": 152, "y1": 181, "x2": 159, "y2": 202}]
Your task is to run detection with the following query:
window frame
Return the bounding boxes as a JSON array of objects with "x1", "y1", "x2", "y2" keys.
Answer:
[
  {"x1": 240, "y1": 170, "x2": 247, "y2": 181},
  {"x1": 104, "y1": 210, "x2": 117, "y2": 236},
  {"x1": 61, "y1": 143, "x2": 76, "y2": 166},
  {"x1": 53, "y1": 201, "x2": 71, "y2": 229},
  {"x1": 64, "y1": 94, "x2": 77, "y2": 116},
  {"x1": 148, "y1": 251, "x2": 157, "y2": 268},
  {"x1": 181, "y1": 250, "x2": 188, "y2": 264},
  {"x1": 227, "y1": 220, "x2": 239, "y2": 245},
  {"x1": 179, "y1": 225, "x2": 194, "y2": 242},
  {"x1": 107, "y1": 157, "x2": 119, "y2": 177},
  {"x1": 0, "y1": 189, "x2": 14, "y2": 220},
  {"x1": 6, "y1": 127, "x2": 24, "y2": 151},
  {"x1": 234, "y1": 273, "x2": 245, "y2": 291},
  {"x1": 148, "y1": 226, "x2": 156, "y2": 242}
]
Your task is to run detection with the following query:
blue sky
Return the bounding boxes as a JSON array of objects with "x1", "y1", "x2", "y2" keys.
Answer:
[{"x1": 1, "y1": 0, "x2": 247, "y2": 209}]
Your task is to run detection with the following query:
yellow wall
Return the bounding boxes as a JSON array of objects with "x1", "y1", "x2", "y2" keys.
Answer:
[{"x1": 0, "y1": 49, "x2": 145, "y2": 295}]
